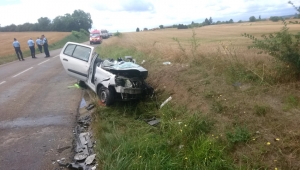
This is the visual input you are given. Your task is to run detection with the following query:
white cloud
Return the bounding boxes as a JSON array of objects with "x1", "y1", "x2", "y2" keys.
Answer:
[{"x1": 0, "y1": 0, "x2": 298, "y2": 32}]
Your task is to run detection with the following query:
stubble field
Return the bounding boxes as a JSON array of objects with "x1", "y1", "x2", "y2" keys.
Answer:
[
  {"x1": 0, "y1": 32, "x2": 71, "y2": 57},
  {"x1": 94, "y1": 20, "x2": 300, "y2": 169}
]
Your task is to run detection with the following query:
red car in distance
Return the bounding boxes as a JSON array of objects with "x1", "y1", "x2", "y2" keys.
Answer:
[{"x1": 90, "y1": 29, "x2": 102, "y2": 44}]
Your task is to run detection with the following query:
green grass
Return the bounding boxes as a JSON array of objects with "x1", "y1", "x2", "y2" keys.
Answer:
[
  {"x1": 0, "y1": 30, "x2": 88, "y2": 65},
  {"x1": 226, "y1": 127, "x2": 251, "y2": 145},
  {"x1": 283, "y1": 94, "x2": 299, "y2": 111},
  {"x1": 93, "y1": 102, "x2": 235, "y2": 170}
]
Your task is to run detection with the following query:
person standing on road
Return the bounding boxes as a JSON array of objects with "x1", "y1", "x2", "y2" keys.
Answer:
[
  {"x1": 27, "y1": 38, "x2": 36, "y2": 59},
  {"x1": 12, "y1": 38, "x2": 24, "y2": 61},
  {"x1": 41, "y1": 35, "x2": 50, "y2": 57},
  {"x1": 36, "y1": 37, "x2": 43, "y2": 53}
]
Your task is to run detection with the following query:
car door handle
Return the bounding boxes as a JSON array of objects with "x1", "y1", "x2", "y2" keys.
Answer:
[{"x1": 63, "y1": 58, "x2": 68, "y2": 61}]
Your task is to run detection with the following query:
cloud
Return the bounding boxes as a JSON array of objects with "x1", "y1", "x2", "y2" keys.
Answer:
[{"x1": 121, "y1": 0, "x2": 154, "y2": 12}]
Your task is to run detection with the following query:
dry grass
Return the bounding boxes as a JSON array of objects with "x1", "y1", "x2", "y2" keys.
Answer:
[
  {"x1": 0, "y1": 32, "x2": 71, "y2": 57},
  {"x1": 99, "y1": 20, "x2": 300, "y2": 169}
]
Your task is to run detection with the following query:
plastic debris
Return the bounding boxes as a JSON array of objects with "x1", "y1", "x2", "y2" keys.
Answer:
[
  {"x1": 160, "y1": 96, "x2": 172, "y2": 109},
  {"x1": 80, "y1": 98, "x2": 87, "y2": 108},
  {"x1": 147, "y1": 119, "x2": 160, "y2": 126},
  {"x1": 68, "y1": 83, "x2": 80, "y2": 88},
  {"x1": 141, "y1": 60, "x2": 146, "y2": 64},
  {"x1": 163, "y1": 61, "x2": 171, "y2": 65},
  {"x1": 85, "y1": 154, "x2": 96, "y2": 165},
  {"x1": 86, "y1": 104, "x2": 95, "y2": 110}
]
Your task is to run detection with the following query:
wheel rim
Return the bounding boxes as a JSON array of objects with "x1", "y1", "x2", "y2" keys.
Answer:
[{"x1": 100, "y1": 91, "x2": 107, "y2": 103}]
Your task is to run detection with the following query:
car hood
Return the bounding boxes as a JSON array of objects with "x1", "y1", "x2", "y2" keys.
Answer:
[{"x1": 101, "y1": 60, "x2": 148, "y2": 79}]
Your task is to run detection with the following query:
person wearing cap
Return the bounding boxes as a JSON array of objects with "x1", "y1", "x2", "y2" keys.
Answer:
[
  {"x1": 41, "y1": 35, "x2": 50, "y2": 57},
  {"x1": 36, "y1": 37, "x2": 43, "y2": 53},
  {"x1": 27, "y1": 38, "x2": 36, "y2": 59},
  {"x1": 12, "y1": 38, "x2": 24, "y2": 61}
]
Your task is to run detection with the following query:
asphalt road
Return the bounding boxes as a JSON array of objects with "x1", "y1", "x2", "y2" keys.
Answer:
[{"x1": 0, "y1": 44, "x2": 96, "y2": 170}]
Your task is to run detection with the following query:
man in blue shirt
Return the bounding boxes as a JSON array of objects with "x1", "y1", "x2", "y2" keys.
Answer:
[
  {"x1": 12, "y1": 38, "x2": 24, "y2": 61},
  {"x1": 36, "y1": 37, "x2": 43, "y2": 53},
  {"x1": 27, "y1": 38, "x2": 36, "y2": 59},
  {"x1": 41, "y1": 35, "x2": 50, "y2": 57}
]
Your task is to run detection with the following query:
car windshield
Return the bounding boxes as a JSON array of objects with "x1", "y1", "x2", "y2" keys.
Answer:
[{"x1": 90, "y1": 33, "x2": 100, "y2": 37}]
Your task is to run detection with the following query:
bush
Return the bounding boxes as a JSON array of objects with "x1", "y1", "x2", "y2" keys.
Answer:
[
  {"x1": 242, "y1": 20, "x2": 300, "y2": 73},
  {"x1": 114, "y1": 31, "x2": 122, "y2": 37},
  {"x1": 270, "y1": 16, "x2": 281, "y2": 22}
]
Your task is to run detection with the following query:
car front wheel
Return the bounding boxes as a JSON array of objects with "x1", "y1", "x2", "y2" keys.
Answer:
[{"x1": 98, "y1": 87, "x2": 114, "y2": 106}]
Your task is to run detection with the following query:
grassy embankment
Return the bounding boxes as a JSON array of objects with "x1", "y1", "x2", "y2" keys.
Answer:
[
  {"x1": 0, "y1": 30, "x2": 89, "y2": 65},
  {"x1": 92, "y1": 20, "x2": 300, "y2": 169}
]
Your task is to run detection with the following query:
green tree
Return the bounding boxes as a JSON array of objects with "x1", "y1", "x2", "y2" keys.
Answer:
[
  {"x1": 71, "y1": 10, "x2": 93, "y2": 31},
  {"x1": 249, "y1": 16, "x2": 256, "y2": 22},
  {"x1": 259, "y1": 15, "x2": 261, "y2": 20},
  {"x1": 37, "y1": 17, "x2": 51, "y2": 31},
  {"x1": 209, "y1": 17, "x2": 213, "y2": 24},
  {"x1": 136, "y1": 27, "x2": 140, "y2": 32},
  {"x1": 229, "y1": 19, "x2": 234, "y2": 23},
  {"x1": 159, "y1": 25, "x2": 164, "y2": 29}
]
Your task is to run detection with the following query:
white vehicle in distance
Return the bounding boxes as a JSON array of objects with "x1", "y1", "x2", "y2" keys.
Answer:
[
  {"x1": 59, "y1": 42, "x2": 152, "y2": 106},
  {"x1": 101, "y1": 29, "x2": 109, "y2": 39}
]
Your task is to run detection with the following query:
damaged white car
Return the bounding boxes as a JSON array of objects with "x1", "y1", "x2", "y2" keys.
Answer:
[{"x1": 60, "y1": 42, "x2": 152, "y2": 105}]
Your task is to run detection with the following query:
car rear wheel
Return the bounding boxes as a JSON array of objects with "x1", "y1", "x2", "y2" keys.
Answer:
[{"x1": 98, "y1": 87, "x2": 114, "y2": 106}]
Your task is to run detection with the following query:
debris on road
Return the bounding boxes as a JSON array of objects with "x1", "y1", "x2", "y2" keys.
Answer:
[
  {"x1": 163, "y1": 61, "x2": 171, "y2": 65},
  {"x1": 57, "y1": 146, "x2": 71, "y2": 153},
  {"x1": 86, "y1": 104, "x2": 95, "y2": 111},
  {"x1": 68, "y1": 83, "x2": 80, "y2": 89},
  {"x1": 57, "y1": 94, "x2": 97, "y2": 170},
  {"x1": 80, "y1": 98, "x2": 87, "y2": 109},
  {"x1": 160, "y1": 96, "x2": 172, "y2": 109},
  {"x1": 85, "y1": 154, "x2": 96, "y2": 165}
]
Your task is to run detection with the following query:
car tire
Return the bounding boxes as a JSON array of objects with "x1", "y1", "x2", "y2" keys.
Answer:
[{"x1": 98, "y1": 87, "x2": 114, "y2": 106}]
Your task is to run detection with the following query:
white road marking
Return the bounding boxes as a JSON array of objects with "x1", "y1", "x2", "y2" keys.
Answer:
[
  {"x1": 38, "y1": 59, "x2": 50, "y2": 65},
  {"x1": 0, "y1": 81, "x2": 6, "y2": 85},
  {"x1": 12, "y1": 67, "x2": 33, "y2": 78},
  {"x1": 53, "y1": 55, "x2": 59, "y2": 59}
]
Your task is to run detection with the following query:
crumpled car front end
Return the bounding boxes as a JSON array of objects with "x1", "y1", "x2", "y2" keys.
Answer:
[{"x1": 98, "y1": 59, "x2": 153, "y2": 102}]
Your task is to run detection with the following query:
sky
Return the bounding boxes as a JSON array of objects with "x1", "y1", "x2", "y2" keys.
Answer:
[{"x1": 0, "y1": 0, "x2": 298, "y2": 32}]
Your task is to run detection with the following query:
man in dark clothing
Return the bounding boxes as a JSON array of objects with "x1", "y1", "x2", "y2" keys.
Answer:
[
  {"x1": 41, "y1": 35, "x2": 50, "y2": 57},
  {"x1": 36, "y1": 37, "x2": 43, "y2": 53},
  {"x1": 27, "y1": 38, "x2": 36, "y2": 58},
  {"x1": 12, "y1": 38, "x2": 24, "y2": 61}
]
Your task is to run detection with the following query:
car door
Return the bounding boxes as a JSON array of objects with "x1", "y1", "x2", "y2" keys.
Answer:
[{"x1": 60, "y1": 42, "x2": 94, "y2": 81}]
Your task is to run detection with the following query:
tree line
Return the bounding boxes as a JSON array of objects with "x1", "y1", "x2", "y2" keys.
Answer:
[{"x1": 0, "y1": 10, "x2": 92, "y2": 32}]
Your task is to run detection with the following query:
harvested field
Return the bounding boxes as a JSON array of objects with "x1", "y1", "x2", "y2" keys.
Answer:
[{"x1": 0, "y1": 32, "x2": 71, "y2": 57}]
